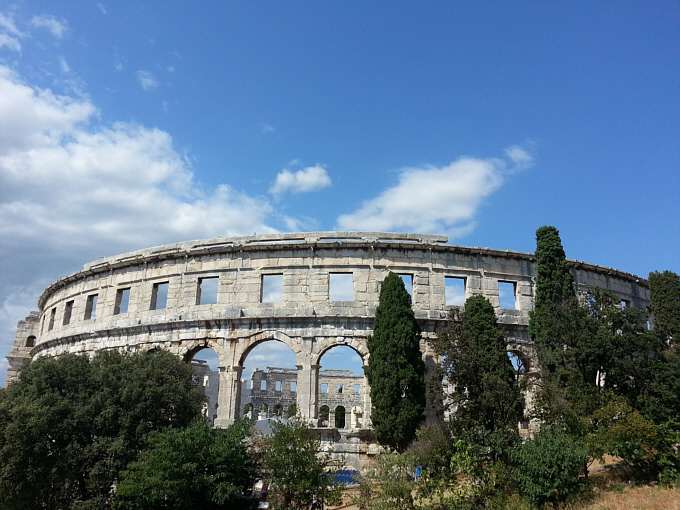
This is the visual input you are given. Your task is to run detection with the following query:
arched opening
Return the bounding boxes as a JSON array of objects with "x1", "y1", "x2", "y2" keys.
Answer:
[
  {"x1": 244, "y1": 403, "x2": 253, "y2": 417},
  {"x1": 334, "y1": 406, "x2": 346, "y2": 429},
  {"x1": 26, "y1": 336, "x2": 36, "y2": 348},
  {"x1": 185, "y1": 347, "x2": 222, "y2": 425},
  {"x1": 241, "y1": 340, "x2": 298, "y2": 423},
  {"x1": 507, "y1": 351, "x2": 527, "y2": 375},
  {"x1": 319, "y1": 405, "x2": 330, "y2": 427},
  {"x1": 287, "y1": 404, "x2": 297, "y2": 417},
  {"x1": 317, "y1": 345, "x2": 365, "y2": 429}
]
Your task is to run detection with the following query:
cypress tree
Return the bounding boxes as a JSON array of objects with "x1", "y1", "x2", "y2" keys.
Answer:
[
  {"x1": 648, "y1": 270, "x2": 680, "y2": 346},
  {"x1": 528, "y1": 226, "x2": 577, "y2": 360},
  {"x1": 365, "y1": 272, "x2": 426, "y2": 452}
]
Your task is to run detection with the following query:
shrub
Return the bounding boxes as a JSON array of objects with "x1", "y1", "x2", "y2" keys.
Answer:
[{"x1": 511, "y1": 427, "x2": 588, "y2": 507}]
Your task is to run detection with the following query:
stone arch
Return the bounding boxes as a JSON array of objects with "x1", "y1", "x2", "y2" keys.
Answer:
[
  {"x1": 312, "y1": 337, "x2": 369, "y2": 367},
  {"x1": 335, "y1": 405, "x2": 346, "y2": 428},
  {"x1": 181, "y1": 339, "x2": 226, "y2": 366},
  {"x1": 26, "y1": 336, "x2": 36, "y2": 348},
  {"x1": 237, "y1": 330, "x2": 302, "y2": 368}
]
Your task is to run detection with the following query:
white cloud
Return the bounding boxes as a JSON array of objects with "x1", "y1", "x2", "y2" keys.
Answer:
[
  {"x1": 30, "y1": 14, "x2": 68, "y2": 39},
  {"x1": 336, "y1": 148, "x2": 530, "y2": 237},
  {"x1": 0, "y1": 64, "x2": 282, "y2": 384},
  {"x1": 58, "y1": 56, "x2": 71, "y2": 74},
  {"x1": 0, "y1": 12, "x2": 24, "y2": 51},
  {"x1": 269, "y1": 165, "x2": 332, "y2": 195},
  {"x1": 260, "y1": 123, "x2": 275, "y2": 134},
  {"x1": 136, "y1": 70, "x2": 157, "y2": 91},
  {"x1": 504, "y1": 145, "x2": 534, "y2": 171}
]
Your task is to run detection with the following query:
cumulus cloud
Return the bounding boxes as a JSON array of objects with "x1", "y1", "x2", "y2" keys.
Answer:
[
  {"x1": 269, "y1": 165, "x2": 332, "y2": 195},
  {"x1": 0, "y1": 64, "x2": 280, "y2": 384},
  {"x1": 136, "y1": 70, "x2": 157, "y2": 91},
  {"x1": 30, "y1": 14, "x2": 68, "y2": 39},
  {"x1": 336, "y1": 149, "x2": 531, "y2": 237}
]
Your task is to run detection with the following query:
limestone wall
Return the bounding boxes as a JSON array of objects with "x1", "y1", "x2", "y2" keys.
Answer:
[{"x1": 6, "y1": 231, "x2": 650, "y2": 430}]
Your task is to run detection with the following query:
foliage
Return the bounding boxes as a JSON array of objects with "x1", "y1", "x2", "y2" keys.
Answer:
[
  {"x1": 365, "y1": 272, "x2": 426, "y2": 452},
  {"x1": 528, "y1": 225, "x2": 576, "y2": 350},
  {"x1": 434, "y1": 295, "x2": 524, "y2": 460},
  {"x1": 113, "y1": 418, "x2": 256, "y2": 509},
  {"x1": 511, "y1": 427, "x2": 588, "y2": 507},
  {"x1": 648, "y1": 270, "x2": 680, "y2": 345},
  {"x1": 260, "y1": 417, "x2": 342, "y2": 510},
  {"x1": 585, "y1": 398, "x2": 680, "y2": 483},
  {"x1": 353, "y1": 452, "x2": 418, "y2": 510},
  {"x1": 0, "y1": 350, "x2": 205, "y2": 510}
]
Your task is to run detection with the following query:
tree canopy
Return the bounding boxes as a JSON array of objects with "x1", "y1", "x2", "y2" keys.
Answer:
[
  {"x1": 0, "y1": 349, "x2": 205, "y2": 510},
  {"x1": 434, "y1": 294, "x2": 524, "y2": 459},
  {"x1": 113, "y1": 418, "x2": 256, "y2": 510},
  {"x1": 365, "y1": 272, "x2": 426, "y2": 452}
]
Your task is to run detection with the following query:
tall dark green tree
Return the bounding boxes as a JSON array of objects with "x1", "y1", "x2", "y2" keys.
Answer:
[
  {"x1": 434, "y1": 295, "x2": 524, "y2": 459},
  {"x1": 0, "y1": 350, "x2": 205, "y2": 510},
  {"x1": 365, "y1": 272, "x2": 426, "y2": 452},
  {"x1": 648, "y1": 270, "x2": 680, "y2": 346},
  {"x1": 528, "y1": 225, "x2": 576, "y2": 351}
]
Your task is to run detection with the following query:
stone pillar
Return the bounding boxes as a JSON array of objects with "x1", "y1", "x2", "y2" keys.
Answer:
[
  {"x1": 362, "y1": 371, "x2": 373, "y2": 428},
  {"x1": 296, "y1": 363, "x2": 320, "y2": 424},
  {"x1": 214, "y1": 365, "x2": 243, "y2": 428}
]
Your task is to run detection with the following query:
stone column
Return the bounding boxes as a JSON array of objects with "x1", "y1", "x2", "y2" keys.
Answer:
[
  {"x1": 296, "y1": 363, "x2": 320, "y2": 424},
  {"x1": 214, "y1": 365, "x2": 244, "y2": 428},
  {"x1": 362, "y1": 371, "x2": 373, "y2": 428}
]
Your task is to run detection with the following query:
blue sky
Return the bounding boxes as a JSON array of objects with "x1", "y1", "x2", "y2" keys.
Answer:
[{"x1": 1, "y1": 1, "x2": 678, "y2": 385}]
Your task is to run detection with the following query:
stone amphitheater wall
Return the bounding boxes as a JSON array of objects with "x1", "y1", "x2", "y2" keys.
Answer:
[{"x1": 6, "y1": 232, "x2": 650, "y2": 432}]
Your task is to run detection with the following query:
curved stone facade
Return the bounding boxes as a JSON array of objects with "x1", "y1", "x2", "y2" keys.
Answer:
[{"x1": 6, "y1": 232, "x2": 650, "y2": 432}]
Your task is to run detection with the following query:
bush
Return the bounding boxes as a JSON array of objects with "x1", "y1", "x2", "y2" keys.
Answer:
[{"x1": 511, "y1": 427, "x2": 587, "y2": 507}]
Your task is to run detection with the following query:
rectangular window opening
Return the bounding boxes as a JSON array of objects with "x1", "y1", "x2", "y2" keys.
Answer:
[
  {"x1": 275, "y1": 380, "x2": 282, "y2": 392},
  {"x1": 48, "y1": 308, "x2": 56, "y2": 331},
  {"x1": 261, "y1": 274, "x2": 283, "y2": 303},
  {"x1": 329, "y1": 273, "x2": 354, "y2": 301},
  {"x1": 197, "y1": 277, "x2": 219, "y2": 305},
  {"x1": 621, "y1": 300, "x2": 629, "y2": 309},
  {"x1": 445, "y1": 277, "x2": 466, "y2": 306},
  {"x1": 260, "y1": 380, "x2": 266, "y2": 390},
  {"x1": 398, "y1": 274, "x2": 413, "y2": 296},
  {"x1": 353, "y1": 384, "x2": 360, "y2": 394},
  {"x1": 321, "y1": 383, "x2": 328, "y2": 393},
  {"x1": 84, "y1": 294, "x2": 98, "y2": 320},
  {"x1": 337, "y1": 384, "x2": 343, "y2": 393},
  {"x1": 114, "y1": 288, "x2": 131, "y2": 315},
  {"x1": 290, "y1": 381, "x2": 297, "y2": 392},
  {"x1": 498, "y1": 281, "x2": 516, "y2": 310},
  {"x1": 62, "y1": 301, "x2": 74, "y2": 326},
  {"x1": 151, "y1": 282, "x2": 169, "y2": 310}
]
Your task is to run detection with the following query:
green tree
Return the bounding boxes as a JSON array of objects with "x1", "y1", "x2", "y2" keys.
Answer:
[
  {"x1": 528, "y1": 226, "x2": 577, "y2": 360},
  {"x1": 0, "y1": 350, "x2": 205, "y2": 510},
  {"x1": 113, "y1": 418, "x2": 256, "y2": 510},
  {"x1": 648, "y1": 270, "x2": 680, "y2": 346},
  {"x1": 365, "y1": 272, "x2": 426, "y2": 452},
  {"x1": 434, "y1": 295, "x2": 524, "y2": 460},
  {"x1": 260, "y1": 417, "x2": 341, "y2": 510}
]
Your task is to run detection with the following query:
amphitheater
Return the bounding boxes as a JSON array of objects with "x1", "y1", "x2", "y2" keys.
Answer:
[{"x1": 6, "y1": 231, "x2": 649, "y2": 465}]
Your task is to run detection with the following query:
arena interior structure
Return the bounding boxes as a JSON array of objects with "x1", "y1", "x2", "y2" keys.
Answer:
[{"x1": 5, "y1": 232, "x2": 650, "y2": 466}]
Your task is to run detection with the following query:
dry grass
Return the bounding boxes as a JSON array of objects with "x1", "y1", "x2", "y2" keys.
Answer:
[{"x1": 579, "y1": 484, "x2": 680, "y2": 510}]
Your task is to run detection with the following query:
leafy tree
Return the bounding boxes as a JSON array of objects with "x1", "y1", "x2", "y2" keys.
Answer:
[
  {"x1": 0, "y1": 350, "x2": 205, "y2": 510},
  {"x1": 434, "y1": 295, "x2": 524, "y2": 460},
  {"x1": 648, "y1": 270, "x2": 680, "y2": 346},
  {"x1": 113, "y1": 418, "x2": 256, "y2": 510},
  {"x1": 260, "y1": 417, "x2": 341, "y2": 510},
  {"x1": 365, "y1": 272, "x2": 426, "y2": 452}
]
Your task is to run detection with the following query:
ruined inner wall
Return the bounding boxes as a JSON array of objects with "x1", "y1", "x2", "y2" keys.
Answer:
[{"x1": 6, "y1": 232, "x2": 650, "y2": 428}]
